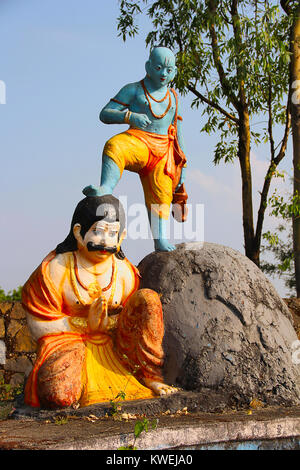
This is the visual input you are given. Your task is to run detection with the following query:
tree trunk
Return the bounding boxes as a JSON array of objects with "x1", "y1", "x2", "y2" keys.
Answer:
[
  {"x1": 291, "y1": 5, "x2": 300, "y2": 296},
  {"x1": 238, "y1": 109, "x2": 257, "y2": 265}
]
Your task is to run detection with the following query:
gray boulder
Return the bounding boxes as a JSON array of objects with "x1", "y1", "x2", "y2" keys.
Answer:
[{"x1": 138, "y1": 242, "x2": 300, "y2": 408}]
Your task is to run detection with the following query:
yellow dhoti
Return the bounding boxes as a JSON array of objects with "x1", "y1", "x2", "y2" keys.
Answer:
[
  {"x1": 24, "y1": 331, "x2": 155, "y2": 408},
  {"x1": 81, "y1": 334, "x2": 155, "y2": 407},
  {"x1": 103, "y1": 126, "x2": 185, "y2": 219}
]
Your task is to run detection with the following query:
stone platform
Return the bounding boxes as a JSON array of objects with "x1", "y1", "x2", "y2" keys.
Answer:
[{"x1": 1, "y1": 394, "x2": 300, "y2": 450}]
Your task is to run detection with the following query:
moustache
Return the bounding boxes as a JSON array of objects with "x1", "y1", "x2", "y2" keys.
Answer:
[{"x1": 87, "y1": 242, "x2": 118, "y2": 253}]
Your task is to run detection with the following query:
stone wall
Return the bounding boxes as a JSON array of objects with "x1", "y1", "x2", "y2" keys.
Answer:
[{"x1": 0, "y1": 302, "x2": 36, "y2": 387}]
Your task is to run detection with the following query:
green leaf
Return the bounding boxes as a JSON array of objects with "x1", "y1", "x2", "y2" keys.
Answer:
[
  {"x1": 151, "y1": 418, "x2": 158, "y2": 430},
  {"x1": 118, "y1": 445, "x2": 137, "y2": 450},
  {"x1": 134, "y1": 420, "x2": 145, "y2": 438},
  {"x1": 0, "y1": 286, "x2": 22, "y2": 302}
]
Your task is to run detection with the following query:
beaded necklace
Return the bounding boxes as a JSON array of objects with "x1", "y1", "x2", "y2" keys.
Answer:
[
  {"x1": 70, "y1": 253, "x2": 117, "y2": 306},
  {"x1": 141, "y1": 80, "x2": 171, "y2": 119}
]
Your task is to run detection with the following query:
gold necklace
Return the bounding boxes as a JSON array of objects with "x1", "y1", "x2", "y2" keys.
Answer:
[
  {"x1": 70, "y1": 253, "x2": 117, "y2": 306},
  {"x1": 73, "y1": 253, "x2": 115, "y2": 291},
  {"x1": 75, "y1": 256, "x2": 108, "y2": 276}
]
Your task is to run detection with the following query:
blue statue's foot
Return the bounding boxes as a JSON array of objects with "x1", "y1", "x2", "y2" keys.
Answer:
[
  {"x1": 82, "y1": 184, "x2": 112, "y2": 197},
  {"x1": 154, "y1": 239, "x2": 176, "y2": 252}
]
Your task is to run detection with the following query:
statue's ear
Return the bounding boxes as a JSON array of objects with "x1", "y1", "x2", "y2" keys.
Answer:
[
  {"x1": 118, "y1": 228, "x2": 127, "y2": 247},
  {"x1": 145, "y1": 60, "x2": 151, "y2": 76},
  {"x1": 171, "y1": 66, "x2": 177, "y2": 81},
  {"x1": 73, "y1": 223, "x2": 84, "y2": 247}
]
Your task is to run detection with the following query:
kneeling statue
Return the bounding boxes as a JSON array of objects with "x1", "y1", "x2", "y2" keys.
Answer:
[{"x1": 22, "y1": 194, "x2": 176, "y2": 409}]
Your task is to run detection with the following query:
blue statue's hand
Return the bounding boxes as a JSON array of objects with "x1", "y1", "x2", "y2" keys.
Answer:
[
  {"x1": 130, "y1": 112, "x2": 152, "y2": 130},
  {"x1": 176, "y1": 166, "x2": 186, "y2": 191}
]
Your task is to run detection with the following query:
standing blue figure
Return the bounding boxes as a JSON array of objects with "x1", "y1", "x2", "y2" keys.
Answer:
[{"x1": 84, "y1": 46, "x2": 188, "y2": 252}]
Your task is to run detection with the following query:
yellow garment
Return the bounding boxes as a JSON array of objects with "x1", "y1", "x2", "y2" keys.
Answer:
[
  {"x1": 103, "y1": 132, "x2": 173, "y2": 219},
  {"x1": 23, "y1": 251, "x2": 160, "y2": 408},
  {"x1": 81, "y1": 334, "x2": 154, "y2": 406}
]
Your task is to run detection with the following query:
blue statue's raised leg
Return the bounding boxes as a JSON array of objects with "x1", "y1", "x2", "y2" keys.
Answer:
[
  {"x1": 147, "y1": 210, "x2": 176, "y2": 252},
  {"x1": 83, "y1": 155, "x2": 121, "y2": 197}
]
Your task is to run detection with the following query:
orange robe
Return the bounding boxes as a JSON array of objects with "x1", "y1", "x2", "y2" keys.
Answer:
[{"x1": 22, "y1": 251, "x2": 164, "y2": 408}]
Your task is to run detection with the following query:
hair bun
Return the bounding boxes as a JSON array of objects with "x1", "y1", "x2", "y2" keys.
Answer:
[{"x1": 82, "y1": 185, "x2": 102, "y2": 197}]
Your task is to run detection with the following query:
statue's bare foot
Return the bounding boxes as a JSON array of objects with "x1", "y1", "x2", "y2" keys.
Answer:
[
  {"x1": 144, "y1": 379, "x2": 178, "y2": 396},
  {"x1": 154, "y1": 239, "x2": 176, "y2": 252}
]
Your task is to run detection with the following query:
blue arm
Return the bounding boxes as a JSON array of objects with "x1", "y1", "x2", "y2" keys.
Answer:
[
  {"x1": 100, "y1": 84, "x2": 135, "y2": 124},
  {"x1": 99, "y1": 83, "x2": 151, "y2": 129}
]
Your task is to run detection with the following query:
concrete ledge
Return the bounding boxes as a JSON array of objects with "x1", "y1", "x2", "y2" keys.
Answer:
[
  {"x1": 52, "y1": 416, "x2": 300, "y2": 450},
  {"x1": 45, "y1": 413, "x2": 300, "y2": 450},
  {"x1": 1, "y1": 406, "x2": 300, "y2": 450}
]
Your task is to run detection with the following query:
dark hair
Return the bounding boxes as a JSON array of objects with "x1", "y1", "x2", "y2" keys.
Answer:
[{"x1": 56, "y1": 195, "x2": 126, "y2": 259}]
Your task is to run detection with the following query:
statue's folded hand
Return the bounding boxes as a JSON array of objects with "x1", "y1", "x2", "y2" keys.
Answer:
[
  {"x1": 87, "y1": 297, "x2": 108, "y2": 333},
  {"x1": 130, "y1": 112, "x2": 152, "y2": 129}
]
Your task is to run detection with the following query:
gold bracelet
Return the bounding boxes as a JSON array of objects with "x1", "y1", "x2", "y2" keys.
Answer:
[{"x1": 124, "y1": 110, "x2": 131, "y2": 124}]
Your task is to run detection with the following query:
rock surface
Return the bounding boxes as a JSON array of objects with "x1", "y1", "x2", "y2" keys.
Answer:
[
  {"x1": 284, "y1": 298, "x2": 300, "y2": 338},
  {"x1": 138, "y1": 242, "x2": 300, "y2": 408},
  {"x1": 0, "y1": 301, "x2": 36, "y2": 387}
]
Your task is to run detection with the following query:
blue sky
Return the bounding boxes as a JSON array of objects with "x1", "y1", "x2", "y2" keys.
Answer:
[{"x1": 0, "y1": 0, "x2": 293, "y2": 295}]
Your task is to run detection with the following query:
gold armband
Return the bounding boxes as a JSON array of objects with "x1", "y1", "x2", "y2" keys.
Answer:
[
  {"x1": 69, "y1": 317, "x2": 88, "y2": 330},
  {"x1": 110, "y1": 98, "x2": 130, "y2": 107},
  {"x1": 124, "y1": 110, "x2": 132, "y2": 124},
  {"x1": 107, "y1": 314, "x2": 119, "y2": 331}
]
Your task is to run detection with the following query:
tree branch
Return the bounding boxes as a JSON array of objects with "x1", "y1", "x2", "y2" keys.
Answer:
[
  {"x1": 254, "y1": 160, "x2": 276, "y2": 251},
  {"x1": 274, "y1": 97, "x2": 292, "y2": 166},
  {"x1": 231, "y1": 0, "x2": 247, "y2": 108},
  {"x1": 280, "y1": 0, "x2": 292, "y2": 15},
  {"x1": 254, "y1": 96, "x2": 291, "y2": 247},
  {"x1": 207, "y1": 0, "x2": 240, "y2": 111},
  {"x1": 187, "y1": 84, "x2": 239, "y2": 123},
  {"x1": 171, "y1": 10, "x2": 183, "y2": 53},
  {"x1": 267, "y1": 74, "x2": 275, "y2": 160}
]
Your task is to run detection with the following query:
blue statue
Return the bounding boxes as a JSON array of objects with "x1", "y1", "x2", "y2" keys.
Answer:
[{"x1": 84, "y1": 46, "x2": 188, "y2": 252}]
